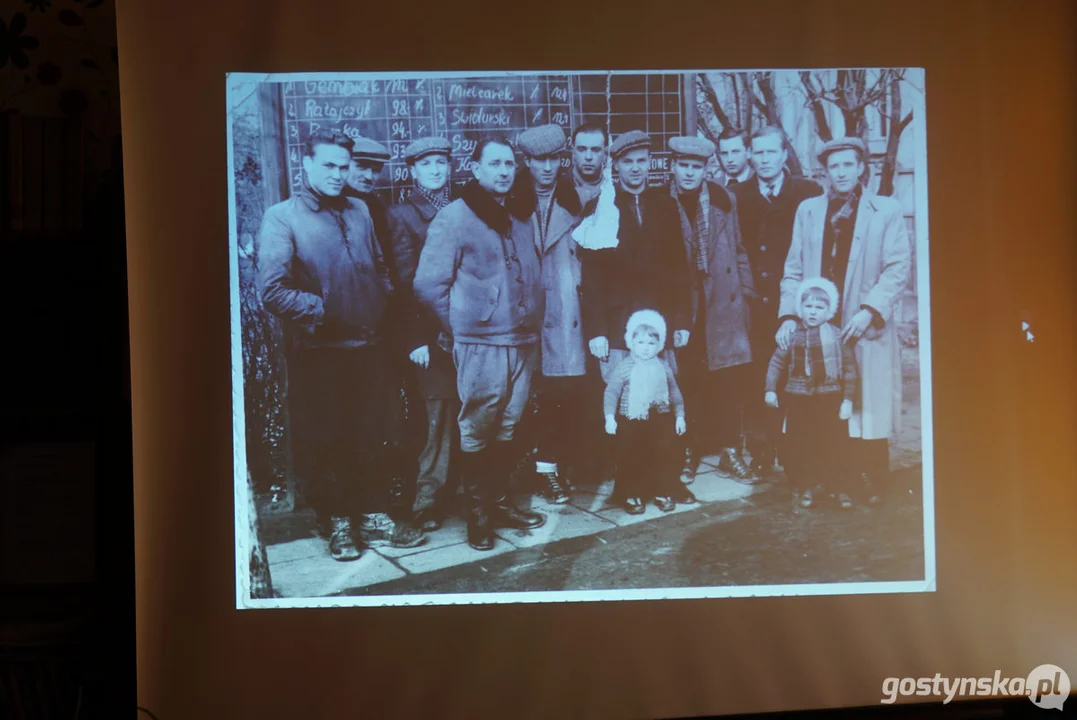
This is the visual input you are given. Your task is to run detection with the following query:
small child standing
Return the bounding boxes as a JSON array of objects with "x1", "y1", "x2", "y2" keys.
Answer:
[
  {"x1": 765, "y1": 278, "x2": 858, "y2": 509},
  {"x1": 604, "y1": 310, "x2": 697, "y2": 514}
]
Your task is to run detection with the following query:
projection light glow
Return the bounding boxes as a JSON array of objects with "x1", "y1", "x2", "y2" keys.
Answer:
[{"x1": 227, "y1": 68, "x2": 933, "y2": 609}]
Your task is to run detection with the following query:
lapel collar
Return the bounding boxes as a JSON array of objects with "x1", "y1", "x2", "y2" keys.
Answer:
[
  {"x1": 807, "y1": 195, "x2": 827, "y2": 276},
  {"x1": 844, "y1": 193, "x2": 877, "y2": 296},
  {"x1": 409, "y1": 192, "x2": 439, "y2": 222}
]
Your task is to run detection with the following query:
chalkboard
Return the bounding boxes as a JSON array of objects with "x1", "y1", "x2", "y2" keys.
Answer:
[{"x1": 278, "y1": 72, "x2": 687, "y2": 206}]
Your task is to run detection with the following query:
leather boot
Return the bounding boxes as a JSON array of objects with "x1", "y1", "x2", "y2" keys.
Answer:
[
  {"x1": 461, "y1": 449, "x2": 495, "y2": 551},
  {"x1": 489, "y1": 442, "x2": 546, "y2": 530}
]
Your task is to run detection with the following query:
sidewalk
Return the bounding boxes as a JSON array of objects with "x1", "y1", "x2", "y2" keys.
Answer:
[{"x1": 263, "y1": 455, "x2": 760, "y2": 599}]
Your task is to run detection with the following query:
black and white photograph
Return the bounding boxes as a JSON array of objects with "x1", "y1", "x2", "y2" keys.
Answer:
[{"x1": 227, "y1": 68, "x2": 932, "y2": 608}]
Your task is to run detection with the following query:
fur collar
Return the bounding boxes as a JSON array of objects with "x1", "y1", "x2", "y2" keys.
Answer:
[
  {"x1": 460, "y1": 179, "x2": 530, "y2": 235},
  {"x1": 512, "y1": 168, "x2": 584, "y2": 217}
]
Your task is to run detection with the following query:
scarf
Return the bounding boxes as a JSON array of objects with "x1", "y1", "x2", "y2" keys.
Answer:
[
  {"x1": 803, "y1": 323, "x2": 842, "y2": 385},
  {"x1": 572, "y1": 162, "x2": 620, "y2": 250},
  {"x1": 625, "y1": 356, "x2": 669, "y2": 420},
  {"x1": 671, "y1": 179, "x2": 710, "y2": 274},
  {"x1": 827, "y1": 182, "x2": 862, "y2": 238},
  {"x1": 414, "y1": 182, "x2": 451, "y2": 213}
]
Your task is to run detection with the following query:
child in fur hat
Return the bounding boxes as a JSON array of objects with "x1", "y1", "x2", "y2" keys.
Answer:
[
  {"x1": 765, "y1": 278, "x2": 858, "y2": 509},
  {"x1": 604, "y1": 309, "x2": 697, "y2": 514}
]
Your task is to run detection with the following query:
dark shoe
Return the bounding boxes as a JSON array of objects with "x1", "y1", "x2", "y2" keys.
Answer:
[
  {"x1": 466, "y1": 508, "x2": 496, "y2": 551},
  {"x1": 412, "y1": 507, "x2": 443, "y2": 532},
  {"x1": 328, "y1": 516, "x2": 361, "y2": 561},
  {"x1": 538, "y1": 469, "x2": 570, "y2": 504},
  {"x1": 653, "y1": 496, "x2": 676, "y2": 512},
  {"x1": 839, "y1": 493, "x2": 854, "y2": 510},
  {"x1": 490, "y1": 498, "x2": 546, "y2": 530},
  {"x1": 359, "y1": 513, "x2": 427, "y2": 549},
  {"x1": 674, "y1": 489, "x2": 698, "y2": 505},
  {"x1": 719, "y1": 448, "x2": 761, "y2": 484},
  {"x1": 750, "y1": 450, "x2": 774, "y2": 477},
  {"x1": 681, "y1": 447, "x2": 698, "y2": 485},
  {"x1": 799, "y1": 489, "x2": 814, "y2": 508},
  {"x1": 623, "y1": 497, "x2": 646, "y2": 515}
]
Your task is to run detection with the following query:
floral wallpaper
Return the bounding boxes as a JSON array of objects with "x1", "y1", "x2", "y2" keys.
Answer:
[{"x1": 1, "y1": 0, "x2": 119, "y2": 191}]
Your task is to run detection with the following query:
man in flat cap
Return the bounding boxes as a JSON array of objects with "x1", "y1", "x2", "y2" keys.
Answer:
[
  {"x1": 579, "y1": 131, "x2": 691, "y2": 381},
  {"x1": 576, "y1": 129, "x2": 691, "y2": 510},
  {"x1": 258, "y1": 128, "x2": 425, "y2": 563},
  {"x1": 386, "y1": 135, "x2": 460, "y2": 532},
  {"x1": 344, "y1": 136, "x2": 393, "y2": 253},
  {"x1": 778, "y1": 136, "x2": 911, "y2": 506},
  {"x1": 570, "y1": 122, "x2": 609, "y2": 207},
  {"x1": 668, "y1": 135, "x2": 759, "y2": 487},
  {"x1": 341, "y1": 134, "x2": 423, "y2": 534},
  {"x1": 732, "y1": 125, "x2": 823, "y2": 478},
  {"x1": 513, "y1": 123, "x2": 593, "y2": 503},
  {"x1": 414, "y1": 135, "x2": 547, "y2": 551},
  {"x1": 718, "y1": 128, "x2": 754, "y2": 188}
]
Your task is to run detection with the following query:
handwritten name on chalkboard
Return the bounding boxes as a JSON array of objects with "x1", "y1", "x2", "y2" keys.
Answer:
[{"x1": 279, "y1": 73, "x2": 685, "y2": 204}]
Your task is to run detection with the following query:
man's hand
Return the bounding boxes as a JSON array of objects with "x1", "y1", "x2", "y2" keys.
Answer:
[
  {"x1": 765, "y1": 391, "x2": 779, "y2": 409},
  {"x1": 776, "y1": 319, "x2": 798, "y2": 350},
  {"x1": 839, "y1": 399, "x2": 853, "y2": 420},
  {"x1": 589, "y1": 336, "x2": 609, "y2": 360},
  {"x1": 842, "y1": 308, "x2": 875, "y2": 343},
  {"x1": 605, "y1": 415, "x2": 618, "y2": 435},
  {"x1": 675, "y1": 416, "x2": 687, "y2": 436},
  {"x1": 673, "y1": 329, "x2": 690, "y2": 348},
  {"x1": 409, "y1": 345, "x2": 430, "y2": 369}
]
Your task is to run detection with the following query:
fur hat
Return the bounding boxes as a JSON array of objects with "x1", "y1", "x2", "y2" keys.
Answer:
[
  {"x1": 624, "y1": 309, "x2": 667, "y2": 348},
  {"x1": 796, "y1": 277, "x2": 840, "y2": 322}
]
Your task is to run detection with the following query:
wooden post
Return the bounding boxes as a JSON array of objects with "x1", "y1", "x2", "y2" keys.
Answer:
[
  {"x1": 682, "y1": 72, "x2": 697, "y2": 136},
  {"x1": 258, "y1": 83, "x2": 286, "y2": 208}
]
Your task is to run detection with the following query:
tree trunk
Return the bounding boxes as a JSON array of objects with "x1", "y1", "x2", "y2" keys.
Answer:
[
  {"x1": 878, "y1": 111, "x2": 912, "y2": 197},
  {"x1": 698, "y1": 74, "x2": 732, "y2": 132},
  {"x1": 800, "y1": 72, "x2": 833, "y2": 142},
  {"x1": 248, "y1": 470, "x2": 276, "y2": 599}
]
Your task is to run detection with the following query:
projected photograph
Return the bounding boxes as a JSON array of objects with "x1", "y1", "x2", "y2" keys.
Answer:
[{"x1": 227, "y1": 68, "x2": 932, "y2": 608}]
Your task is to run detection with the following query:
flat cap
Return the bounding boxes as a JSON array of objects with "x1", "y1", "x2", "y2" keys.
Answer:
[
  {"x1": 517, "y1": 123, "x2": 567, "y2": 157},
  {"x1": 351, "y1": 136, "x2": 391, "y2": 163},
  {"x1": 402, "y1": 136, "x2": 452, "y2": 163},
  {"x1": 669, "y1": 135, "x2": 716, "y2": 159},
  {"x1": 817, "y1": 136, "x2": 867, "y2": 163},
  {"x1": 608, "y1": 130, "x2": 651, "y2": 158}
]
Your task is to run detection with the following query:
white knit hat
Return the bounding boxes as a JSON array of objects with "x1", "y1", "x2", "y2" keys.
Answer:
[
  {"x1": 796, "y1": 277, "x2": 840, "y2": 322},
  {"x1": 624, "y1": 309, "x2": 667, "y2": 348}
]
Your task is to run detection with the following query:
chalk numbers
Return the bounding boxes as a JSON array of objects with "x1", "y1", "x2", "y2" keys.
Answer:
[
  {"x1": 391, "y1": 121, "x2": 409, "y2": 139},
  {"x1": 288, "y1": 123, "x2": 299, "y2": 142},
  {"x1": 392, "y1": 99, "x2": 410, "y2": 117},
  {"x1": 392, "y1": 166, "x2": 410, "y2": 182}
]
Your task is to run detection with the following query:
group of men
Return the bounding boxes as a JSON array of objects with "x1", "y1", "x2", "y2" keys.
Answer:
[{"x1": 256, "y1": 114, "x2": 911, "y2": 562}]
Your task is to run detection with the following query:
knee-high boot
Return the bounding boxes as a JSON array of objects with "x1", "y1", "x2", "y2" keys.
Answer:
[{"x1": 461, "y1": 448, "x2": 495, "y2": 551}]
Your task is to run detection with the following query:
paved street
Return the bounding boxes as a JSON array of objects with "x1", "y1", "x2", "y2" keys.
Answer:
[{"x1": 259, "y1": 348, "x2": 926, "y2": 600}]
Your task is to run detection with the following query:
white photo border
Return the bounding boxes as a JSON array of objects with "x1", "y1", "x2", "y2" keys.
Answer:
[{"x1": 227, "y1": 67, "x2": 934, "y2": 610}]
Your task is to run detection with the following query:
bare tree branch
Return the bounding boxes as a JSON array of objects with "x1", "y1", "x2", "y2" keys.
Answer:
[
  {"x1": 800, "y1": 71, "x2": 833, "y2": 142},
  {"x1": 698, "y1": 74, "x2": 733, "y2": 132}
]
